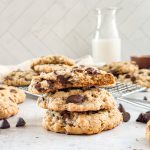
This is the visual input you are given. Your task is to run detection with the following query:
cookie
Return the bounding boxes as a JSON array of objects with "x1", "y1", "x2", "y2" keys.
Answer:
[
  {"x1": 4, "y1": 69, "x2": 38, "y2": 87},
  {"x1": 0, "y1": 97, "x2": 19, "y2": 119},
  {"x1": 146, "y1": 120, "x2": 150, "y2": 140},
  {"x1": 42, "y1": 107, "x2": 122, "y2": 135},
  {"x1": 38, "y1": 88, "x2": 116, "y2": 112},
  {"x1": 31, "y1": 55, "x2": 75, "y2": 71},
  {"x1": 29, "y1": 65, "x2": 116, "y2": 94},
  {"x1": 101, "y1": 61, "x2": 138, "y2": 76},
  {"x1": 118, "y1": 69, "x2": 150, "y2": 88},
  {"x1": 0, "y1": 84, "x2": 26, "y2": 104},
  {"x1": 33, "y1": 64, "x2": 73, "y2": 73}
]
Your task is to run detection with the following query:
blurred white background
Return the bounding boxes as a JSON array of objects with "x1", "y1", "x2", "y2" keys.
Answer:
[{"x1": 0, "y1": 0, "x2": 149, "y2": 65}]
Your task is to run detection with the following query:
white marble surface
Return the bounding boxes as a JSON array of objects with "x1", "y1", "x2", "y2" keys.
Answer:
[{"x1": 0, "y1": 92, "x2": 150, "y2": 150}]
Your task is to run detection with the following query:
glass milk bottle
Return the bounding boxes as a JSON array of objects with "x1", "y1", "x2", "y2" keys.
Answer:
[{"x1": 92, "y1": 8, "x2": 121, "y2": 63}]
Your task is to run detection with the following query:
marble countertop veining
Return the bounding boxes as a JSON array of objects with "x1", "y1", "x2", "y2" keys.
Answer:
[{"x1": 0, "y1": 92, "x2": 150, "y2": 150}]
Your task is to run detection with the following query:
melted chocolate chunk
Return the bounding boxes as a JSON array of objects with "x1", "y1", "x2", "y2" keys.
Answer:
[
  {"x1": 111, "y1": 70, "x2": 119, "y2": 77},
  {"x1": 85, "y1": 67, "x2": 98, "y2": 75},
  {"x1": 122, "y1": 112, "x2": 130, "y2": 122},
  {"x1": 16, "y1": 117, "x2": 26, "y2": 127},
  {"x1": 136, "y1": 112, "x2": 150, "y2": 123},
  {"x1": 57, "y1": 75, "x2": 71, "y2": 85},
  {"x1": 118, "y1": 103, "x2": 126, "y2": 113},
  {"x1": 10, "y1": 89, "x2": 17, "y2": 93},
  {"x1": 35, "y1": 82, "x2": 45, "y2": 92},
  {"x1": 125, "y1": 74, "x2": 131, "y2": 78},
  {"x1": 0, "y1": 87, "x2": 5, "y2": 90},
  {"x1": 131, "y1": 76, "x2": 136, "y2": 82},
  {"x1": 66, "y1": 94, "x2": 85, "y2": 104},
  {"x1": 61, "y1": 111, "x2": 71, "y2": 120},
  {"x1": 0, "y1": 119, "x2": 10, "y2": 129}
]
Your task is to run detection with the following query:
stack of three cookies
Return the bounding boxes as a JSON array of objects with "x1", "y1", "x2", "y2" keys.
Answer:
[{"x1": 29, "y1": 65, "x2": 122, "y2": 135}]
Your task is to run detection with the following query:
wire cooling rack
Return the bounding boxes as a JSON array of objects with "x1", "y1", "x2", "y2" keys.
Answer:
[{"x1": 19, "y1": 82, "x2": 149, "y2": 110}]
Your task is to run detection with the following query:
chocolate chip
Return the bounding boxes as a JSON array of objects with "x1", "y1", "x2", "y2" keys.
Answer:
[
  {"x1": 118, "y1": 103, "x2": 126, "y2": 113},
  {"x1": 66, "y1": 94, "x2": 85, "y2": 104},
  {"x1": 125, "y1": 74, "x2": 131, "y2": 78},
  {"x1": 47, "y1": 80, "x2": 54, "y2": 88},
  {"x1": 61, "y1": 111, "x2": 71, "y2": 120},
  {"x1": 0, "y1": 87, "x2": 5, "y2": 90},
  {"x1": 16, "y1": 117, "x2": 26, "y2": 127},
  {"x1": 57, "y1": 75, "x2": 71, "y2": 85},
  {"x1": 10, "y1": 89, "x2": 17, "y2": 93},
  {"x1": 131, "y1": 76, "x2": 136, "y2": 82},
  {"x1": 85, "y1": 67, "x2": 98, "y2": 75},
  {"x1": 136, "y1": 112, "x2": 150, "y2": 123},
  {"x1": 143, "y1": 96, "x2": 148, "y2": 101},
  {"x1": 122, "y1": 112, "x2": 130, "y2": 122},
  {"x1": 110, "y1": 70, "x2": 119, "y2": 77},
  {"x1": 0, "y1": 119, "x2": 10, "y2": 129},
  {"x1": 35, "y1": 82, "x2": 41, "y2": 90}
]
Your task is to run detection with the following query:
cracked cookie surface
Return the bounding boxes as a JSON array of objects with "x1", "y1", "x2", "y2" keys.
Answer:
[
  {"x1": 29, "y1": 65, "x2": 116, "y2": 94},
  {"x1": 43, "y1": 107, "x2": 122, "y2": 135},
  {"x1": 4, "y1": 69, "x2": 38, "y2": 86},
  {"x1": 38, "y1": 88, "x2": 116, "y2": 112}
]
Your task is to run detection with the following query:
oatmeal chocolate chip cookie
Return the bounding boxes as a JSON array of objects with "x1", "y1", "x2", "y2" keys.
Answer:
[
  {"x1": 146, "y1": 121, "x2": 150, "y2": 140},
  {"x1": 33, "y1": 64, "x2": 73, "y2": 73},
  {"x1": 31, "y1": 55, "x2": 75, "y2": 71},
  {"x1": 29, "y1": 65, "x2": 116, "y2": 94},
  {"x1": 4, "y1": 69, "x2": 38, "y2": 87},
  {"x1": 38, "y1": 88, "x2": 116, "y2": 112},
  {"x1": 118, "y1": 69, "x2": 150, "y2": 88},
  {"x1": 0, "y1": 97, "x2": 19, "y2": 119},
  {"x1": 0, "y1": 84, "x2": 26, "y2": 104},
  {"x1": 42, "y1": 107, "x2": 122, "y2": 135},
  {"x1": 101, "y1": 61, "x2": 138, "y2": 76}
]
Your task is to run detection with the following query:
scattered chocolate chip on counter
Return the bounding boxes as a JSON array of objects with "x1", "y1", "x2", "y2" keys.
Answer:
[
  {"x1": 118, "y1": 103, "x2": 131, "y2": 122},
  {"x1": 0, "y1": 119, "x2": 10, "y2": 129},
  {"x1": 16, "y1": 117, "x2": 26, "y2": 127},
  {"x1": 143, "y1": 96, "x2": 148, "y2": 101},
  {"x1": 122, "y1": 112, "x2": 131, "y2": 122},
  {"x1": 136, "y1": 111, "x2": 150, "y2": 123}
]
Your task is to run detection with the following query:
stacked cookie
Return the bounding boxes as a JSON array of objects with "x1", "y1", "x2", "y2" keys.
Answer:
[
  {"x1": 29, "y1": 65, "x2": 122, "y2": 135},
  {"x1": 101, "y1": 61, "x2": 150, "y2": 88}
]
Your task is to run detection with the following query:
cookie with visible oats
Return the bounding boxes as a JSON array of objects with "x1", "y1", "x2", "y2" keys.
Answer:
[
  {"x1": 29, "y1": 65, "x2": 116, "y2": 94},
  {"x1": 0, "y1": 97, "x2": 18, "y2": 119},
  {"x1": 146, "y1": 120, "x2": 150, "y2": 140},
  {"x1": 0, "y1": 84, "x2": 26, "y2": 104},
  {"x1": 101, "y1": 61, "x2": 138, "y2": 77},
  {"x1": 42, "y1": 107, "x2": 122, "y2": 135},
  {"x1": 38, "y1": 88, "x2": 116, "y2": 112},
  {"x1": 31, "y1": 55, "x2": 75, "y2": 73},
  {"x1": 4, "y1": 69, "x2": 38, "y2": 86},
  {"x1": 118, "y1": 69, "x2": 150, "y2": 88}
]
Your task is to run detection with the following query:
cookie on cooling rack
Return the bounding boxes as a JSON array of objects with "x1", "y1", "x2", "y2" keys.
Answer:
[
  {"x1": 118, "y1": 69, "x2": 150, "y2": 88},
  {"x1": 101, "y1": 61, "x2": 139, "y2": 77},
  {"x1": 31, "y1": 55, "x2": 75, "y2": 73},
  {"x1": 43, "y1": 107, "x2": 122, "y2": 135},
  {"x1": 4, "y1": 69, "x2": 38, "y2": 87}
]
